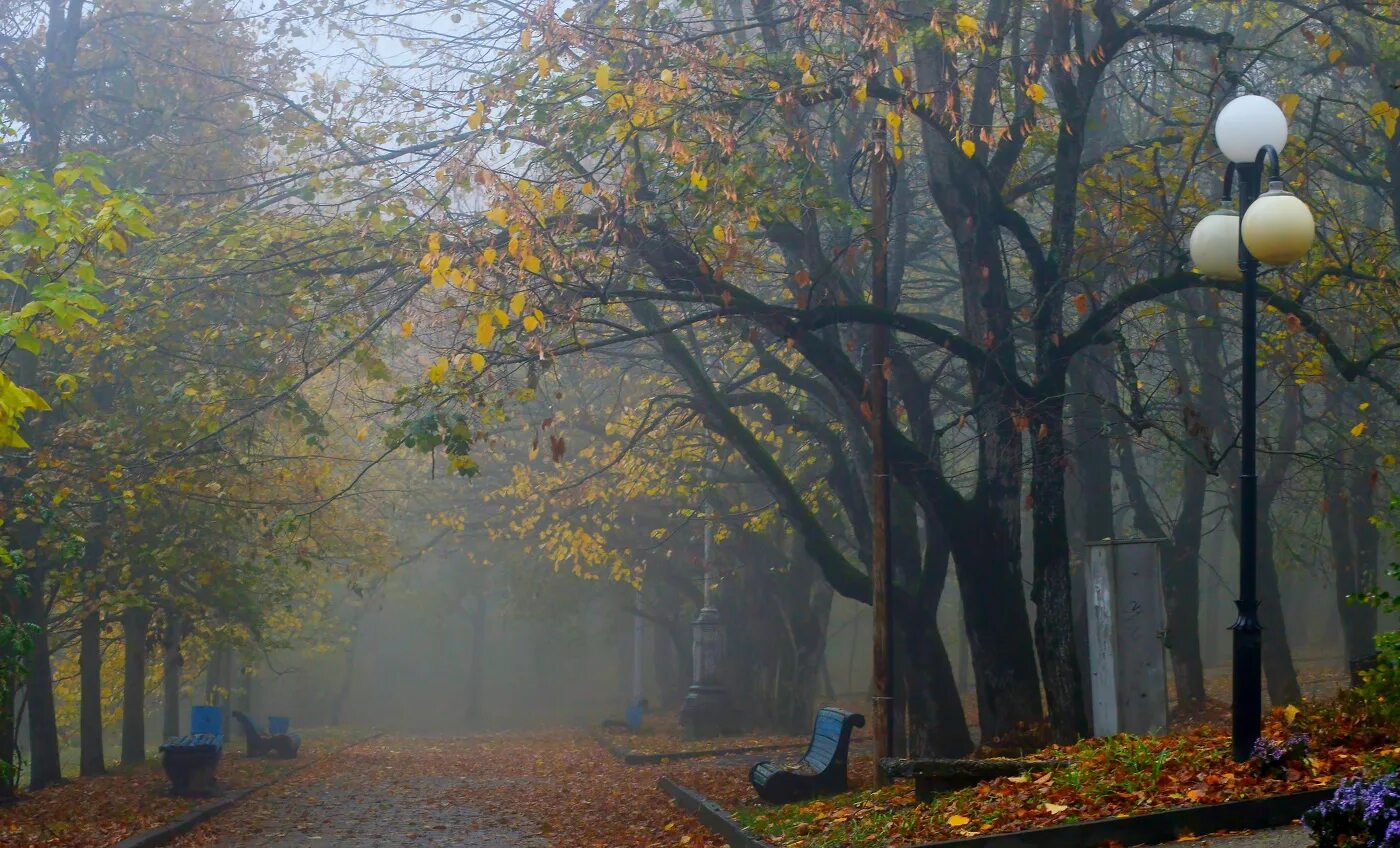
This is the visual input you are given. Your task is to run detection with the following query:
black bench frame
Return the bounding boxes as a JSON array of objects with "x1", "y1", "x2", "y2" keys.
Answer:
[
  {"x1": 749, "y1": 706, "x2": 865, "y2": 804},
  {"x1": 159, "y1": 735, "x2": 222, "y2": 797},
  {"x1": 231, "y1": 710, "x2": 301, "y2": 759}
]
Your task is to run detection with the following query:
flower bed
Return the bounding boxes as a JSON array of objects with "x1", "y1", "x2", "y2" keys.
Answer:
[{"x1": 735, "y1": 697, "x2": 1397, "y2": 848}]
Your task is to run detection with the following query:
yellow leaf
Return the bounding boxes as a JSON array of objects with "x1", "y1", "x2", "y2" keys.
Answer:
[
  {"x1": 961, "y1": 139, "x2": 976, "y2": 157},
  {"x1": 768, "y1": 80, "x2": 780, "y2": 90},
  {"x1": 747, "y1": 211, "x2": 760, "y2": 231},
  {"x1": 802, "y1": 70, "x2": 816, "y2": 85},
  {"x1": 510, "y1": 292, "x2": 527, "y2": 315},
  {"x1": 494, "y1": 308, "x2": 509, "y2": 327},
  {"x1": 522, "y1": 255, "x2": 542, "y2": 274},
  {"x1": 401, "y1": 320, "x2": 414, "y2": 338},
  {"x1": 595, "y1": 63, "x2": 613, "y2": 91},
  {"x1": 1027, "y1": 83, "x2": 1047, "y2": 104},
  {"x1": 468, "y1": 102, "x2": 485, "y2": 130},
  {"x1": 854, "y1": 83, "x2": 867, "y2": 103},
  {"x1": 520, "y1": 29, "x2": 531, "y2": 49},
  {"x1": 956, "y1": 13, "x2": 978, "y2": 37},
  {"x1": 887, "y1": 112, "x2": 902, "y2": 132},
  {"x1": 476, "y1": 314, "x2": 496, "y2": 346},
  {"x1": 470, "y1": 352, "x2": 487, "y2": 373},
  {"x1": 537, "y1": 56, "x2": 551, "y2": 78},
  {"x1": 1284, "y1": 704, "x2": 1301, "y2": 724},
  {"x1": 1351, "y1": 422, "x2": 1367, "y2": 438},
  {"x1": 1328, "y1": 47, "x2": 1343, "y2": 64},
  {"x1": 794, "y1": 52, "x2": 811, "y2": 72},
  {"x1": 523, "y1": 315, "x2": 539, "y2": 332},
  {"x1": 713, "y1": 224, "x2": 726, "y2": 241},
  {"x1": 690, "y1": 170, "x2": 708, "y2": 191},
  {"x1": 427, "y1": 357, "x2": 449, "y2": 384},
  {"x1": 947, "y1": 815, "x2": 971, "y2": 827},
  {"x1": 485, "y1": 207, "x2": 509, "y2": 227},
  {"x1": 1278, "y1": 93, "x2": 1301, "y2": 121},
  {"x1": 482, "y1": 247, "x2": 498, "y2": 265},
  {"x1": 1045, "y1": 803, "x2": 1068, "y2": 815},
  {"x1": 1360, "y1": 402, "x2": 1371, "y2": 411},
  {"x1": 892, "y1": 67, "x2": 905, "y2": 85},
  {"x1": 355, "y1": 425, "x2": 369, "y2": 441}
]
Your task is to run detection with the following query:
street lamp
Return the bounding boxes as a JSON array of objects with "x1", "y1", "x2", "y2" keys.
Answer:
[{"x1": 1188, "y1": 93, "x2": 1315, "y2": 762}]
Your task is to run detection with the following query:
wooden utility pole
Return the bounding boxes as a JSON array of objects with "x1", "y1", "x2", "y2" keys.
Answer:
[{"x1": 868, "y1": 118, "x2": 896, "y2": 781}]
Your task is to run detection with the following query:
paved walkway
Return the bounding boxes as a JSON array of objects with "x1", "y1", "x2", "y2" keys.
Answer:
[
  {"x1": 173, "y1": 740, "x2": 548, "y2": 848},
  {"x1": 1186, "y1": 825, "x2": 1311, "y2": 848}
]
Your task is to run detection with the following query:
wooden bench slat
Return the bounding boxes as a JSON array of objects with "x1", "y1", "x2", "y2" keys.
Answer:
[{"x1": 750, "y1": 707, "x2": 865, "y2": 804}]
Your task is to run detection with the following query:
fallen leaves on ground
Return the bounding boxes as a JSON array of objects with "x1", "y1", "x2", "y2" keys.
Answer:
[
  {"x1": 0, "y1": 730, "x2": 358, "y2": 848},
  {"x1": 600, "y1": 714, "x2": 808, "y2": 757},
  {"x1": 738, "y1": 696, "x2": 1395, "y2": 848}
]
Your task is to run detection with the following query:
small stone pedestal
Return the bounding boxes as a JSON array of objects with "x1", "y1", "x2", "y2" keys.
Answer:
[{"x1": 679, "y1": 605, "x2": 737, "y2": 739}]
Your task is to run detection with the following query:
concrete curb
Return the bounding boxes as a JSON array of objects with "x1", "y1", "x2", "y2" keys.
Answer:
[
  {"x1": 111, "y1": 731, "x2": 385, "y2": 848},
  {"x1": 658, "y1": 777, "x2": 769, "y2": 848},
  {"x1": 591, "y1": 731, "x2": 801, "y2": 766},
  {"x1": 659, "y1": 777, "x2": 1335, "y2": 848}
]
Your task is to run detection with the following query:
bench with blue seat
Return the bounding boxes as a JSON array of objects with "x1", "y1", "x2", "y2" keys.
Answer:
[
  {"x1": 749, "y1": 706, "x2": 865, "y2": 804},
  {"x1": 231, "y1": 710, "x2": 301, "y2": 759},
  {"x1": 159, "y1": 705, "x2": 223, "y2": 797}
]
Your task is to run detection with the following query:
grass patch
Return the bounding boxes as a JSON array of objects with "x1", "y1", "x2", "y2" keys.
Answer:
[{"x1": 738, "y1": 697, "x2": 1394, "y2": 848}]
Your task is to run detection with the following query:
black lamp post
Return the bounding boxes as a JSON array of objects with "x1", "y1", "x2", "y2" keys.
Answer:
[{"x1": 1189, "y1": 94, "x2": 1316, "y2": 762}]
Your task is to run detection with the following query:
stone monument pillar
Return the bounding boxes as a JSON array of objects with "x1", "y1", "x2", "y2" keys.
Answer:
[{"x1": 679, "y1": 513, "x2": 737, "y2": 738}]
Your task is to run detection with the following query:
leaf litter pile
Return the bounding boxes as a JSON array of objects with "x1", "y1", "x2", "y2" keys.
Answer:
[
  {"x1": 0, "y1": 741, "x2": 313, "y2": 848},
  {"x1": 600, "y1": 715, "x2": 809, "y2": 757},
  {"x1": 738, "y1": 698, "x2": 1400, "y2": 848},
  {"x1": 173, "y1": 733, "x2": 776, "y2": 848}
]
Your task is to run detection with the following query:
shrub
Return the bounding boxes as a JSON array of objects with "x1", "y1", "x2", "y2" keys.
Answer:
[
  {"x1": 1304, "y1": 774, "x2": 1400, "y2": 848},
  {"x1": 1250, "y1": 733, "x2": 1309, "y2": 778}
]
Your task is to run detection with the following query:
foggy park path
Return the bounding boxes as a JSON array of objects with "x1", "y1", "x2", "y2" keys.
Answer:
[
  {"x1": 167, "y1": 732, "x2": 755, "y2": 848},
  {"x1": 169, "y1": 738, "x2": 548, "y2": 848}
]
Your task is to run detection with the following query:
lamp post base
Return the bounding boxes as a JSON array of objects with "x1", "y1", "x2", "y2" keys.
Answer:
[
  {"x1": 679, "y1": 685, "x2": 738, "y2": 740},
  {"x1": 1230, "y1": 599, "x2": 1263, "y2": 762}
]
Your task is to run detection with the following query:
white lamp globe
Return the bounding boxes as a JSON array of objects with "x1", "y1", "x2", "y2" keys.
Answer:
[
  {"x1": 1189, "y1": 205, "x2": 1243, "y2": 281},
  {"x1": 1215, "y1": 95, "x2": 1288, "y2": 164},
  {"x1": 1241, "y1": 181, "x2": 1314, "y2": 266}
]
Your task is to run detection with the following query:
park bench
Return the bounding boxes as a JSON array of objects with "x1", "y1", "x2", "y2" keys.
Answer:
[
  {"x1": 880, "y1": 757, "x2": 1067, "y2": 802},
  {"x1": 749, "y1": 706, "x2": 865, "y2": 803},
  {"x1": 159, "y1": 705, "x2": 223, "y2": 797},
  {"x1": 231, "y1": 710, "x2": 301, "y2": 758}
]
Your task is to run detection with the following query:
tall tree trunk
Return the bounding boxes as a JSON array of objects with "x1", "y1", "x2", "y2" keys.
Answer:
[
  {"x1": 22, "y1": 554, "x2": 61, "y2": 790},
  {"x1": 0, "y1": 574, "x2": 17, "y2": 800},
  {"x1": 1255, "y1": 388, "x2": 1303, "y2": 707},
  {"x1": 121, "y1": 606, "x2": 151, "y2": 767},
  {"x1": 79, "y1": 610, "x2": 105, "y2": 776},
  {"x1": 79, "y1": 505, "x2": 107, "y2": 777},
  {"x1": 467, "y1": 588, "x2": 486, "y2": 723},
  {"x1": 1030, "y1": 397, "x2": 1090, "y2": 744},
  {"x1": 899, "y1": 507, "x2": 973, "y2": 756},
  {"x1": 1327, "y1": 435, "x2": 1382, "y2": 682},
  {"x1": 330, "y1": 618, "x2": 359, "y2": 727},
  {"x1": 162, "y1": 611, "x2": 182, "y2": 739},
  {"x1": 950, "y1": 513, "x2": 1044, "y2": 746}
]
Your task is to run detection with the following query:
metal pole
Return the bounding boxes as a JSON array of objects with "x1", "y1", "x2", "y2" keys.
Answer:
[
  {"x1": 868, "y1": 117, "x2": 896, "y2": 777},
  {"x1": 1231, "y1": 160, "x2": 1264, "y2": 762},
  {"x1": 632, "y1": 609, "x2": 644, "y2": 705}
]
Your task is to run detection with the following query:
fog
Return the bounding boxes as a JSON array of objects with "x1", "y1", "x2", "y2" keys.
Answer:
[{"x1": 3, "y1": 0, "x2": 1400, "y2": 797}]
